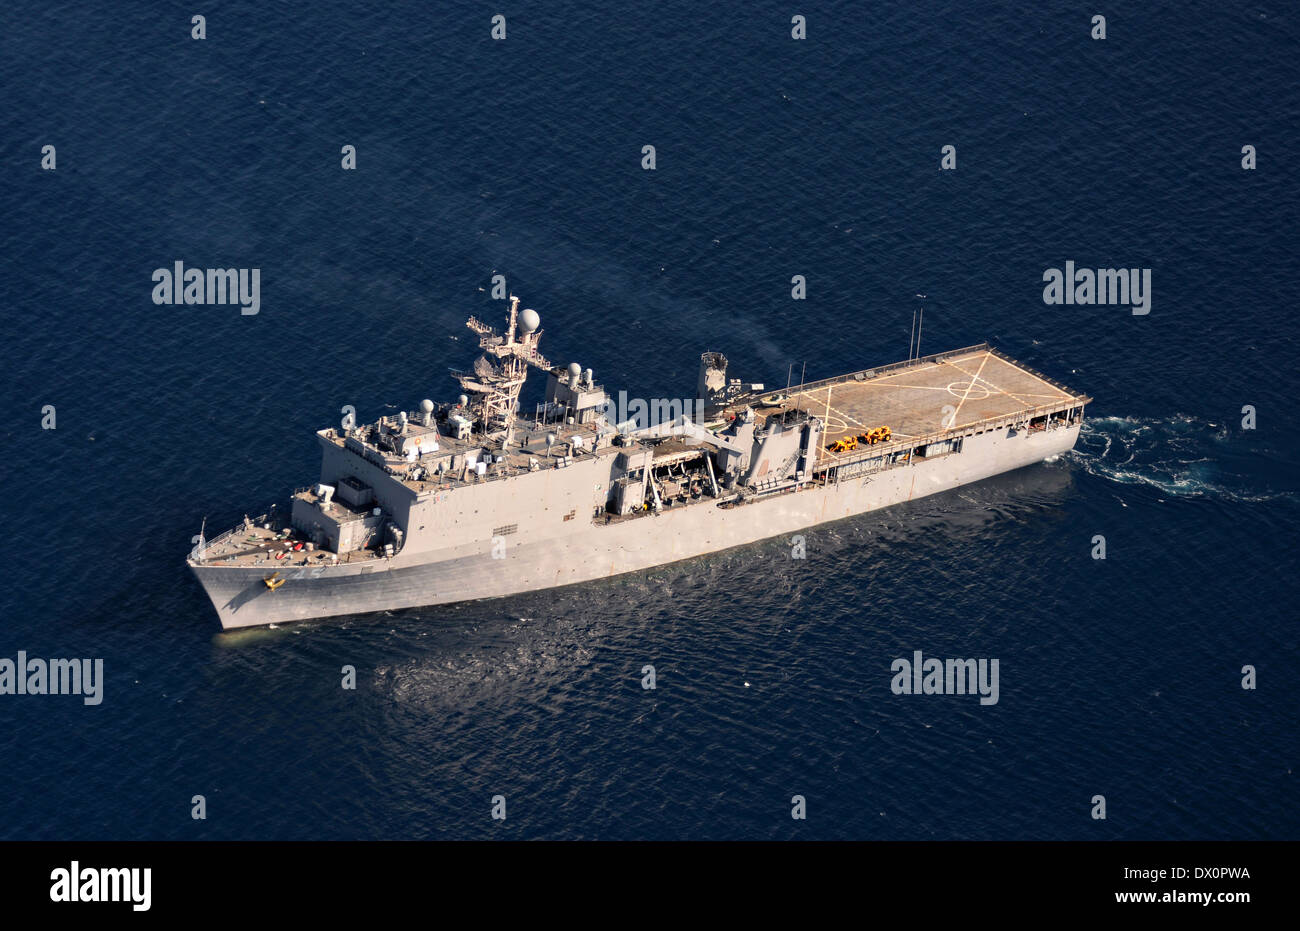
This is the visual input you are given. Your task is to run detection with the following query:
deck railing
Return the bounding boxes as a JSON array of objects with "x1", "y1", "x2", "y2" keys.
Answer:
[
  {"x1": 790, "y1": 343, "x2": 992, "y2": 396},
  {"x1": 189, "y1": 504, "x2": 290, "y2": 561},
  {"x1": 818, "y1": 400, "x2": 1087, "y2": 472}
]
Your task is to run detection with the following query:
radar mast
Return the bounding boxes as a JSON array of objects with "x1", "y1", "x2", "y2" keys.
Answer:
[{"x1": 457, "y1": 296, "x2": 553, "y2": 448}]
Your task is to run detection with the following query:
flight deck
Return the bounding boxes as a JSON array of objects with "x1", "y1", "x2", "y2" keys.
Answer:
[{"x1": 733, "y1": 344, "x2": 1091, "y2": 465}]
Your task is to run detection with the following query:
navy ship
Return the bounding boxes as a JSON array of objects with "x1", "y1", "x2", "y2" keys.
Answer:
[{"x1": 188, "y1": 298, "x2": 1090, "y2": 628}]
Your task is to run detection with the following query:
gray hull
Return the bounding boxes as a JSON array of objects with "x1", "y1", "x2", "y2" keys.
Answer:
[{"x1": 191, "y1": 423, "x2": 1079, "y2": 628}]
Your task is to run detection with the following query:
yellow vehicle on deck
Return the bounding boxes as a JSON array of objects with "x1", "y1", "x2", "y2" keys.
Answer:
[
  {"x1": 870, "y1": 425, "x2": 892, "y2": 443},
  {"x1": 856, "y1": 426, "x2": 893, "y2": 445},
  {"x1": 826, "y1": 435, "x2": 859, "y2": 453}
]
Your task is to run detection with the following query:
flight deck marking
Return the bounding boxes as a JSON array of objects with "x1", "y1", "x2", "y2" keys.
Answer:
[
  {"x1": 977, "y1": 356, "x2": 1067, "y2": 404},
  {"x1": 948, "y1": 352, "x2": 995, "y2": 424},
  {"x1": 945, "y1": 380, "x2": 992, "y2": 400},
  {"x1": 795, "y1": 391, "x2": 922, "y2": 451},
  {"x1": 946, "y1": 354, "x2": 1071, "y2": 412},
  {"x1": 791, "y1": 350, "x2": 1071, "y2": 440},
  {"x1": 792, "y1": 383, "x2": 925, "y2": 439},
  {"x1": 946, "y1": 356, "x2": 1029, "y2": 412},
  {"x1": 792, "y1": 386, "x2": 872, "y2": 433},
  {"x1": 862, "y1": 382, "x2": 962, "y2": 392}
]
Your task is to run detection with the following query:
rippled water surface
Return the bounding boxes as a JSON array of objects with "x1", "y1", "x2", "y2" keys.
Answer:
[{"x1": 0, "y1": 0, "x2": 1296, "y2": 839}]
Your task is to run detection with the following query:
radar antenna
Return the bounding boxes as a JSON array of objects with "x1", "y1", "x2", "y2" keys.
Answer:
[{"x1": 456, "y1": 296, "x2": 553, "y2": 446}]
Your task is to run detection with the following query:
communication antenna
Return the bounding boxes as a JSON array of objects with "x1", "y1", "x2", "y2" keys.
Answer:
[{"x1": 909, "y1": 293, "x2": 928, "y2": 361}]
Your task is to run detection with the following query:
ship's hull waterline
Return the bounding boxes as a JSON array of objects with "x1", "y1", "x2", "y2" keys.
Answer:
[{"x1": 191, "y1": 423, "x2": 1080, "y2": 629}]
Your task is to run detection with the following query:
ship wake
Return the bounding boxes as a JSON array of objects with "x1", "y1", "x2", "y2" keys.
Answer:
[{"x1": 1069, "y1": 414, "x2": 1293, "y2": 504}]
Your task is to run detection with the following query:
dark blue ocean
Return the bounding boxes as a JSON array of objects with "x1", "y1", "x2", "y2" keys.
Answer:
[{"x1": 1, "y1": 1, "x2": 1296, "y2": 840}]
